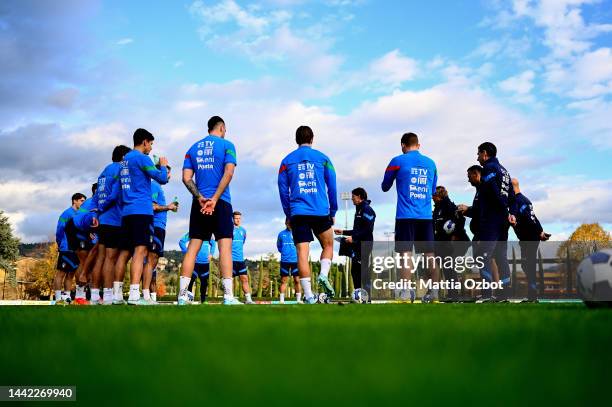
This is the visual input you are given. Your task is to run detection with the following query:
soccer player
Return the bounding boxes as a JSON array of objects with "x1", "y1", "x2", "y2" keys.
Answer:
[
  {"x1": 432, "y1": 186, "x2": 468, "y2": 301},
  {"x1": 179, "y1": 116, "x2": 241, "y2": 305},
  {"x1": 54, "y1": 193, "x2": 86, "y2": 304},
  {"x1": 179, "y1": 232, "x2": 215, "y2": 303},
  {"x1": 511, "y1": 178, "x2": 550, "y2": 301},
  {"x1": 381, "y1": 132, "x2": 439, "y2": 303},
  {"x1": 231, "y1": 211, "x2": 254, "y2": 304},
  {"x1": 277, "y1": 219, "x2": 302, "y2": 304},
  {"x1": 92, "y1": 145, "x2": 131, "y2": 305},
  {"x1": 67, "y1": 183, "x2": 100, "y2": 305},
  {"x1": 278, "y1": 125, "x2": 338, "y2": 304},
  {"x1": 142, "y1": 164, "x2": 178, "y2": 304},
  {"x1": 333, "y1": 187, "x2": 376, "y2": 299},
  {"x1": 119, "y1": 128, "x2": 168, "y2": 305},
  {"x1": 475, "y1": 142, "x2": 516, "y2": 300}
]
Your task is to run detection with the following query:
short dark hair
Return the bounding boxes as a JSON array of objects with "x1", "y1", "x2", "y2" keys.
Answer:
[
  {"x1": 478, "y1": 142, "x2": 497, "y2": 157},
  {"x1": 351, "y1": 187, "x2": 367, "y2": 200},
  {"x1": 71, "y1": 193, "x2": 86, "y2": 202},
  {"x1": 208, "y1": 116, "x2": 225, "y2": 132},
  {"x1": 91, "y1": 183, "x2": 98, "y2": 195},
  {"x1": 401, "y1": 132, "x2": 419, "y2": 147},
  {"x1": 233, "y1": 211, "x2": 242, "y2": 216},
  {"x1": 467, "y1": 165, "x2": 482, "y2": 174},
  {"x1": 133, "y1": 128, "x2": 154, "y2": 146},
  {"x1": 295, "y1": 126, "x2": 314, "y2": 145},
  {"x1": 112, "y1": 145, "x2": 131, "y2": 162}
]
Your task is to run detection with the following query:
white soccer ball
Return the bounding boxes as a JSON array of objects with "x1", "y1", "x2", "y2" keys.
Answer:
[
  {"x1": 577, "y1": 249, "x2": 612, "y2": 307},
  {"x1": 352, "y1": 288, "x2": 369, "y2": 304},
  {"x1": 443, "y1": 220, "x2": 456, "y2": 235}
]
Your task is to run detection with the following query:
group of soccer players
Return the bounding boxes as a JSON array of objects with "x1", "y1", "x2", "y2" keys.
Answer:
[{"x1": 54, "y1": 114, "x2": 548, "y2": 305}]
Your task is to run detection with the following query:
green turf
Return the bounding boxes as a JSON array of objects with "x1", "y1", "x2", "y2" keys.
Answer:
[{"x1": 1, "y1": 304, "x2": 610, "y2": 406}]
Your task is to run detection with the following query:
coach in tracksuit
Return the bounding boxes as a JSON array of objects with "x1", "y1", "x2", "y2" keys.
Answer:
[
  {"x1": 334, "y1": 187, "x2": 376, "y2": 291},
  {"x1": 511, "y1": 178, "x2": 550, "y2": 301},
  {"x1": 475, "y1": 142, "x2": 515, "y2": 299}
]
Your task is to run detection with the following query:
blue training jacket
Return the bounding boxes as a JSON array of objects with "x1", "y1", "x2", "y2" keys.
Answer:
[
  {"x1": 120, "y1": 150, "x2": 168, "y2": 217},
  {"x1": 97, "y1": 162, "x2": 122, "y2": 227},
  {"x1": 277, "y1": 228, "x2": 297, "y2": 263},
  {"x1": 278, "y1": 145, "x2": 338, "y2": 218},
  {"x1": 381, "y1": 150, "x2": 437, "y2": 219}
]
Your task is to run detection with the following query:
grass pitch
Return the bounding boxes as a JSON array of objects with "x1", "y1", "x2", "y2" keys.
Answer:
[{"x1": 1, "y1": 303, "x2": 610, "y2": 406}]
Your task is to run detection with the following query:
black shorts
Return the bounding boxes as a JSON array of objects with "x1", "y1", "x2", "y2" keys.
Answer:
[
  {"x1": 189, "y1": 198, "x2": 233, "y2": 241},
  {"x1": 151, "y1": 227, "x2": 166, "y2": 257},
  {"x1": 56, "y1": 251, "x2": 80, "y2": 273},
  {"x1": 280, "y1": 262, "x2": 298, "y2": 277},
  {"x1": 194, "y1": 263, "x2": 210, "y2": 278},
  {"x1": 290, "y1": 215, "x2": 333, "y2": 244},
  {"x1": 232, "y1": 261, "x2": 248, "y2": 276},
  {"x1": 98, "y1": 224, "x2": 122, "y2": 249},
  {"x1": 121, "y1": 215, "x2": 154, "y2": 250},
  {"x1": 394, "y1": 219, "x2": 434, "y2": 253}
]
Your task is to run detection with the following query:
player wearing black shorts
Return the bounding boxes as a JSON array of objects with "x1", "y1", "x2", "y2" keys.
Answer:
[
  {"x1": 54, "y1": 193, "x2": 86, "y2": 304},
  {"x1": 382, "y1": 132, "x2": 440, "y2": 302},
  {"x1": 278, "y1": 126, "x2": 338, "y2": 303},
  {"x1": 277, "y1": 219, "x2": 302, "y2": 303},
  {"x1": 179, "y1": 116, "x2": 241, "y2": 305}
]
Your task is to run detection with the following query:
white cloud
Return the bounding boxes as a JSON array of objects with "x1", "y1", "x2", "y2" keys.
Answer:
[
  {"x1": 116, "y1": 38, "x2": 133, "y2": 46},
  {"x1": 499, "y1": 70, "x2": 535, "y2": 94},
  {"x1": 367, "y1": 49, "x2": 418, "y2": 87},
  {"x1": 189, "y1": 0, "x2": 344, "y2": 80},
  {"x1": 67, "y1": 122, "x2": 127, "y2": 149}
]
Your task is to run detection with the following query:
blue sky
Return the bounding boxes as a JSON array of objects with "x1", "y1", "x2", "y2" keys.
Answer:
[{"x1": 1, "y1": 0, "x2": 611, "y2": 257}]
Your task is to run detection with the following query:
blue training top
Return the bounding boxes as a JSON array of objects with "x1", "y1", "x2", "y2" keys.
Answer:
[
  {"x1": 381, "y1": 150, "x2": 437, "y2": 220},
  {"x1": 120, "y1": 150, "x2": 168, "y2": 217},
  {"x1": 97, "y1": 162, "x2": 122, "y2": 227},
  {"x1": 277, "y1": 228, "x2": 297, "y2": 263},
  {"x1": 278, "y1": 145, "x2": 338, "y2": 218},
  {"x1": 179, "y1": 233, "x2": 216, "y2": 264},
  {"x1": 56, "y1": 206, "x2": 77, "y2": 251},
  {"x1": 72, "y1": 197, "x2": 98, "y2": 236},
  {"x1": 151, "y1": 180, "x2": 167, "y2": 230},
  {"x1": 183, "y1": 134, "x2": 237, "y2": 204},
  {"x1": 232, "y1": 226, "x2": 246, "y2": 262}
]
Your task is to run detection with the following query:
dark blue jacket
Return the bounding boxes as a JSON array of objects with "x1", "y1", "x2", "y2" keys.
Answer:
[
  {"x1": 433, "y1": 196, "x2": 468, "y2": 241},
  {"x1": 342, "y1": 200, "x2": 376, "y2": 243},
  {"x1": 478, "y1": 157, "x2": 515, "y2": 231},
  {"x1": 513, "y1": 193, "x2": 543, "y2": 241}
]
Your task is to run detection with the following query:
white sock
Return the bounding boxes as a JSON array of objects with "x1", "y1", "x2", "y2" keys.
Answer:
[
  {"x1": 91, "y1": 288, "x2": 100, "y2": 303},
  {"x1": 62, "y1": 291, "x2": 71, "y2": 300},
  {"x1": 113, "y1": 281, "x2": 123, "y2": 301},
  {"x1": 128, "y1": 284, "x2": 140, "y2": 301},
  {"x1": 280, "y1": 293, "x2": 285, "y2": 302},
  {"x1": 75, "y1": 285, "x2": 86, "y2": 299},
  {"x1": 222, "y1": 278, "x2": 233, "y2": 300},
  {"x1": 245, "y1": 293, "x2": 252, "y2": 302},
  {"x1": 300, "y1": 278, "x2": 313, "y2": 299},
  {"x1": 55, "y1": 290, "x2": 62, "y2": 301},
  {"x1": 320, "y1": 258, "x2": 332, "y2": 278},
  {"x1": 432, "y1": 288, "x2": 439, "y2": 299},
  {"x1": 143, "y1": 289, "x2": 150, "y2": 301},
  {"x1": 103, "y1": 288, "x2": 113, "y2": 304},
  {"x1": 151, "y1": 292, "x2": 157, "y2": 302},
  {"x1": 296, "y1": 292, "x2": 302, "y2": 301},
  {"x1": 179, "y1": 276, "x2": 191, "y2": 298}
]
